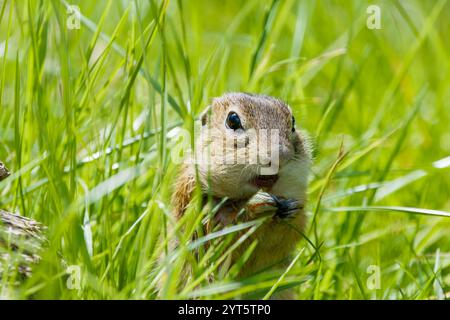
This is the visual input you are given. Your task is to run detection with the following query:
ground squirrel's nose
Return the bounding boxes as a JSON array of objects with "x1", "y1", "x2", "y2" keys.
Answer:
[
  {"x1": 279, "y1": 143, "x2": 292, "y2": 162},
  {"x1": 258, "y1": 139, "x2": 292, "y2": 169}
]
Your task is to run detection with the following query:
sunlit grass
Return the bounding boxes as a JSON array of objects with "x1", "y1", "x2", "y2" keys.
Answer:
[{"x1": 0, "y1": 0, "x2": 449, "y2": 299}]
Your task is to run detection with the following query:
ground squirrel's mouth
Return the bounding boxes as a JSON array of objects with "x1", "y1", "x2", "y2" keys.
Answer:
[{"x1": 251, "y1": 174, "x2": 278, "y2": 189}]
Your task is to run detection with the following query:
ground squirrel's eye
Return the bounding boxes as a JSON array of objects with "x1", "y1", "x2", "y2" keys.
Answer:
[
  {"x1": 201, "y1": 113, "x2": 207, "y2": 126},
  {"x1": 291, "y1": 116, "x2": 296, "y2": 132},
  {"x1": 226, "y1": 112, "x2": 243, "y2": 130}
]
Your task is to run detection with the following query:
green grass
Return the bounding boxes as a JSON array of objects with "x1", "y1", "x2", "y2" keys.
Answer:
[{"x1": 0, "y1": 0, "x2": 449, "y2": 299}]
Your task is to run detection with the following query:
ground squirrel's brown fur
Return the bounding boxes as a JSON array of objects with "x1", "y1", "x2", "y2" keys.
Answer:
[{"x1": 171, "y1": 92, "x2": 311, "y2": 286}]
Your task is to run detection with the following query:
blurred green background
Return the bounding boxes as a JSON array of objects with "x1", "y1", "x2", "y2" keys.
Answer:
[{"x1": 0, "y1": 0, "x2": 449, "y2": 299}]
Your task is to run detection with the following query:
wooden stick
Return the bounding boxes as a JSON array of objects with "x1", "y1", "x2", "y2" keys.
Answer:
[
  {"x1": 0, "y1": 161, "x2": 46, "y2": 279},
  {"x1": 0, "y1": 209, "x2": 46, "y2": 276}
]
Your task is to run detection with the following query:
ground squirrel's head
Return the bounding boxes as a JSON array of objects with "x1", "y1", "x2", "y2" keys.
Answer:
[{"x1": 194, "y1": 92, "x2": 311, "y2": 200}]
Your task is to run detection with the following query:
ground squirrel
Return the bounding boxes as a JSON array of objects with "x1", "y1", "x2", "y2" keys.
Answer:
[{"x1": 172, "y1": 92, "x2": 312, "y2": 282}]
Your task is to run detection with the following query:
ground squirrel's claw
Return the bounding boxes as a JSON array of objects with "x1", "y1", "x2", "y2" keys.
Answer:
[
  {"x1": 270, "y1": 194, "x2": 301, "y2": 219},
  {"x1": 245, "y1": 192, "x2": 301, "y2": 219}
]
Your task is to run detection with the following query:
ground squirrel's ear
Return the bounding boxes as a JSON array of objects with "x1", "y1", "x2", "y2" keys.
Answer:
[{"x1": 200, "y1": 105, "x2": 212, "y2": 126}]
